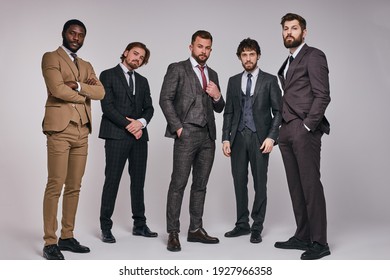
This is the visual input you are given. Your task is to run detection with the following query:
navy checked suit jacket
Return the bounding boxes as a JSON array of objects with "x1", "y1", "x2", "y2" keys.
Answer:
[{"x1": 98, "y1": 64, "x2": 154, "y2": 141}]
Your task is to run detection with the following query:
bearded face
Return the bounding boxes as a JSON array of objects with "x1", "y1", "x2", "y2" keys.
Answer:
[{"x1": 282, "y1": 20, "x2": 306, "y2": 49}]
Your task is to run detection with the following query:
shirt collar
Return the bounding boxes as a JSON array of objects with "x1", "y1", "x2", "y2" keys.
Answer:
[
  {"x1": 190, "y1": 56, "x2": 207, "y2": 69},
  {"x1": 290, "y1": 42, "x2": 306, "y2": 59},
  {"x1": 119, "y1": 62, "x2": 134, "y2": 75},
  {"x1": 61, "y1": 45, "x2": 75, "y2": 59},
  {"x1": 244, "y1": 66, "x2": 259, "y2": 78}
]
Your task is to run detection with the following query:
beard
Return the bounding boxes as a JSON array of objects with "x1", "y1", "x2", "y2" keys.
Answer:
[
  {"x1": 63, "y1": 38, "x2": 82, "y2": 53},
  {"x1": 283, "y1": 34, "x2": 303, "y2": 49},
  {"x1": 192, "y1": 53, "x2": 209, "y2": 65},
  {"x1": 127, "y1": 60, "x2": 140, "y2": 70},
  {"x1": 242, "y1": 61, "x2": 257, "y2": 72}
]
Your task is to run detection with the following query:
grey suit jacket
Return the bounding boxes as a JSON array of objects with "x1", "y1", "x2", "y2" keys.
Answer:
[
  {"x1": 222, "y1": 69, "x2": 282, "y2": 146},
  {"x1": 159, "y1": 59, "x2": 225, "y2": 140},
  {"x1": 98, "y1": 64, "x2": 154, "y2": 141},
  {"x1": 278, "y1": 44, "x2": 330, "y2": 134}
]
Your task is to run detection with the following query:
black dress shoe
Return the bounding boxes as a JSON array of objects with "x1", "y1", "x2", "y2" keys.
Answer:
[
  {"x1": 301, "y1": 242, "x2": 331, "y2": 260},
  {"x1": 274, "y1": 236, "x2": 311, "y2": 250},
  {"x1": 133, "y1": 225, "x2": 158, "y2": 237},
  {"x1": 101, "y1": 230, "x2": 116, "y2": 243},
  {"x1": 250, "y1": 230, "x2": 262, "y2": 243},
  {"x1": 43, "y1": 244, "x2": 65, "y2": 260},
  {"x1": 187, "y1": 228, "x2": 219, "y2": 244},
  {"x1": 167, "y1": 231, "x2": 181, "y2": 252},
  {"x1": 224, "y1": 226, "x2": 251, "y2": 237},
  {"x1": 58, "y1": 238, "x2": 90, "y2": 253}
]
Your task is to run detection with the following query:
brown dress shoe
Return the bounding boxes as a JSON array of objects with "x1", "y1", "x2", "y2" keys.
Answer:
[
  {"x1": 187, "y1": 228, "x2": 219, "y2": 244},
  {"x1": 167, "y1": 231, "x2": 181, "y2": 252}
]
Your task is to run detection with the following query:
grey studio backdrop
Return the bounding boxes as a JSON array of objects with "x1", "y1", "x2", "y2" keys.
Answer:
[{"x1": 0, "y1": 0, "x2": 389, "y2": 260}]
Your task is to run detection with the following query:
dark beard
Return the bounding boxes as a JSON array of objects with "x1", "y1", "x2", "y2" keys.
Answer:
[
  {"x1": 193, "y1": 54, "x2": 208, "y2": 65},
  {"x1": 283, "y1": 36, "x2": 303, "y2": 49},
  {"x1": 62, "y1": 38, "x2": 82, "y2": 53},
  {"x1": 243, "y1": 62, "x2": 257, "y2": 72}
]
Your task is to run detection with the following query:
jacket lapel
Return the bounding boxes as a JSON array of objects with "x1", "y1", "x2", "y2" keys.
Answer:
[
  {"x1": 278, "y1": 57, "x2": 288, "y2": 88},
  {"x1": 114, "y1": 64, "x2": 134, "y2": 102},
  {"x1": 284, "y1": 44, "x2": 309, "y2": 87},
  {"x1": 57, "y1": 47, "x2": 79, "y2": 80},
  {"x1": 253, "y1": 70, "x2": 264, "y2": 102},
  {"x1": 184, "y1": 59, "x2": 200, "y2": 96}
]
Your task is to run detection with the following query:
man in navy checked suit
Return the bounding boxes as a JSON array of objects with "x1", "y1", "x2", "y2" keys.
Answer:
[{"x1": 98, "y1": 42, "x2": 157, "y2": 243}]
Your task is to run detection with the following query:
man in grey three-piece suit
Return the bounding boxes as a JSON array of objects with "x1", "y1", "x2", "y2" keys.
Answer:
[
  {"x1": 159, "y1": 30, "x2": 225, "y2": 252},
  {"x1": 222, "y1": 38, "x2": 282, "y2": 244}
]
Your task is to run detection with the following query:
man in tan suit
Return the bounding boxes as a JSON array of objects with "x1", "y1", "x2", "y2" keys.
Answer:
[{"x1": 41, "y1": 19, "x2": 105, "y2": 260}]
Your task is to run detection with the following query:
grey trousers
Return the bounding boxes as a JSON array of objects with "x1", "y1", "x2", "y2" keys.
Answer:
[
  {"x1": 166, "y1": 124, "x2": 215, "y2": 233},
  {"x1": 231, "y1": 128, "x2": 269, "y2": 232}
]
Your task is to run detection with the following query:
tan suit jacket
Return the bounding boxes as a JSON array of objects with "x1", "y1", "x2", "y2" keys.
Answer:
[{"x1": 41, "y1": 47, "x2": 105, "y2": 133}]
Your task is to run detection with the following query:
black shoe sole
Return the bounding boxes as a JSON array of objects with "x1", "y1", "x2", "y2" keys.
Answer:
[
  {"x1": 133, "y1": 232, "x2": 158, "y2": 238},
  {"x1": 250, "y1": 238, "x2": 262, "y2": 244},
  {"x1": 58, "y1": 246, "x2": 90, "y2": 253},
  {"x1": 224, "y1": 231, "x2": 251, "y2": 238},
  {"x1": 274, "y1": 243, "x2": 310, "y2": 250},
  {"x1": 43, "y1": 252, "x2": 65, "y2": 260},
  {"x1": 167, "y1": 246, "x2": 181, "y2": 252},
  {"x1": 102, "y1": 238, "x2": 116, "y2": 243},
  {"x1": 301, "y1": 250, "x2": 331, "y2": 260},
  {"x1": 187, "y1": 237, "x2": 219, "y2": 244}
]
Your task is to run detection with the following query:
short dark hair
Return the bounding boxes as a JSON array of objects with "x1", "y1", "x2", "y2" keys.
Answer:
[
  {"x1": 120, "y1": 42, "x2": 151, "y2": 66},
  {"x1": 191, "y1": 30, "x2": 213, "y2": 44},
  {"x1": 280, "y1": 13, "x2": 307, "y2": 30},
  {"x1": 236, "y1": 38, "x2": 261, "y2": 57},
  {"x1": 62, "y1": 19, "x2": 87, "y2": 35}
]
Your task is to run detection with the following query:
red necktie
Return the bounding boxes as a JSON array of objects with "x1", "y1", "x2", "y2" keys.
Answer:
[{"x1": 197, "y1": 65, "x2": 207, "y2": 91}]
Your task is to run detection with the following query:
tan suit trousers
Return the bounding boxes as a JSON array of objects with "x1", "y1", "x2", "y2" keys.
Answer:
[{"x1": 43, "y1": 121, "x2": 89, "y2": 245}]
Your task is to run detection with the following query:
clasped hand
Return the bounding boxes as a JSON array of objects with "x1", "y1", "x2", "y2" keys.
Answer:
[{"x1": 126, "y1": 117, "x2": 143, "y2": 140}]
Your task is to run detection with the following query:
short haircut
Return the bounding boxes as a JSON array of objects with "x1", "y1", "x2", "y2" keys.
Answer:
[
  {"x1": 191, "y1": 30, "x2": 213, "y2": 44},
  {"x1": 62, "y1": 19, "x2": 87, "y2": 35},
  {"x1": 280, "y1": 13, "x2": 307, "y2": 30},
  {"x1": 120, "y1": 42, "x2": 151, "y2": 66},
  {"x1": 236, "y1": 38, "x2": 261, "y2": 57}
]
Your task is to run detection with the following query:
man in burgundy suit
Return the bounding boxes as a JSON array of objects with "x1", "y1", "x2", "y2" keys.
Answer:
[{"x1": 274, "y1": 13, "x2": 331, "y2": 260}]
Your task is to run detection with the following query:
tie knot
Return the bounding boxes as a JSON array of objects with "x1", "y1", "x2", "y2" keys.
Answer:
[
  {"x1": 289, "y1": 55, "x2": 294, "y2": 63},
  {"x1": 247, "y1": 73, "x2": 252, "y2": 79},
  {"x1": 197, "y1": 65, "x2": 205, "y2": 72},
  {"x1": 70, "y1": 53, "x2": 77, "y2": 59},
  {"x1": 128, "y1": 71, "x2": 133, "y2": 76}
]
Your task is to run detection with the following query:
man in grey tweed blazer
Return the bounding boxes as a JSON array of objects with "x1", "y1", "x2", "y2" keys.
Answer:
[
  {"x1": 98, "y1": 42, "x2": 157, "y2": 244},
  {"x1": 159, "y1": 30, "x2": 225, "y2": 252}
]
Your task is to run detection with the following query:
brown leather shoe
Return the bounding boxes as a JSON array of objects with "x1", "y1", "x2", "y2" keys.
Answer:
[
  {"x1": 167, "y1": 231, "x2": 181, "y2": 252},
  {"x1": 187, "y1": 228, "x2": 219, "y2": 244}
]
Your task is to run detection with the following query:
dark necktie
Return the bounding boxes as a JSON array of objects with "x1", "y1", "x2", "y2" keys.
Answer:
[
  {"x1": 128, "y1": 71, "x2": 134, "y2": 94},
  {"x1": 70, "y1": 53, "x2": 78, "y2": 69},
  {"x1": 285, "y1": 55, "x2": 294, "y2": 78},
  {"x1": 246, "y1": 73, "x2": 252, "y2": 96},
  {"x1": 197, "y1": 65, "x2": 207, "y2": 91}
]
